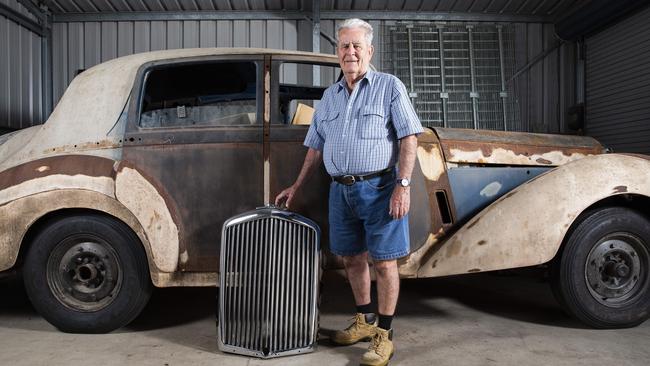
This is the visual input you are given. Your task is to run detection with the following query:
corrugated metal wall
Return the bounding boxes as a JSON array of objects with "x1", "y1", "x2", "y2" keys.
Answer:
[
  {"x1": 49, "y1": 19, "x2": 571, "y2": 134},
  {"x1": 585, "y1": 7, "x2": 650, "y2": 154},
  {"x1": 0, "y1": 0, "x2": 43, "y2": 130},
  {"x1": 51, "y1": 19, "x2": 352, "y2": 104},
  {"x1": 513, "y1": 22, "x2": 574, "y2": 134}
]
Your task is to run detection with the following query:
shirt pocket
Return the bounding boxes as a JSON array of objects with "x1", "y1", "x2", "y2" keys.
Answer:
[
  {"x1": 359, "y1": 105, "x2": 387, "y2": 139},
  {"x1": 316, "y1": 110, "x2": 339, "y2": 139}
]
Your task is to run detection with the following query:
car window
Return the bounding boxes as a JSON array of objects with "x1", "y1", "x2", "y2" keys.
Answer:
[
  {"x1": 139, "y1": 61, "x2": 258, "y2": 128},
  {"x1": 273, "y1": 62, "x2": 340, "y2": 125}
]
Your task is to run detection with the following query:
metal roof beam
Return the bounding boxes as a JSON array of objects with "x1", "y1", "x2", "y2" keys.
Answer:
[
  {"x1": 16, "y1": 0, "x2": 48, "y2": 23},
  {"x1": 321, "y1": 11, "x2": 551, "y2": 22},
  {"x1": 0, "y1": 2, "x2": 44, "y2": 36},
  {"x1": 52, "y1": 10, "x2": 553, "y2": 23}
]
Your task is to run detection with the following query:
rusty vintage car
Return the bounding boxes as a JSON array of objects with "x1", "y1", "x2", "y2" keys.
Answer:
[{"x1": 0, "y1": 48, "x2": 649, "y2": 334}]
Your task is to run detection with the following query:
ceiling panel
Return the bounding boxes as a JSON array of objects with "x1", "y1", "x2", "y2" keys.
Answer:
[{"x1": 40, "y1": 0, "x2": 584, "y2": 21}]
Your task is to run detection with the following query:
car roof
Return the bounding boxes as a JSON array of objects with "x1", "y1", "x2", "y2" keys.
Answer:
[
  {"x1": 48, "y1": 47, "x2": 338, "y2": 137},
  {"x1": 0, "y1": 49, "x2": 338, "y2": 171}
]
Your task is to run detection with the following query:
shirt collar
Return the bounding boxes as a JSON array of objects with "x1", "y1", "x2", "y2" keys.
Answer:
[{"x1": 336, "y1": 69, "x2": 375, "y2": 93}]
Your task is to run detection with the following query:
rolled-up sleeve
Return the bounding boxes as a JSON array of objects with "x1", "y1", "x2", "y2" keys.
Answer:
[{"x1": 390, "y1": 76, "x2": 424, "y2": 139}]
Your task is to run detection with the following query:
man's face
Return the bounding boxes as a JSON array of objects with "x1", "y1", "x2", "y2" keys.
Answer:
[{"x1": 337, "y1": 27, "x2": 374, "y2": 78}]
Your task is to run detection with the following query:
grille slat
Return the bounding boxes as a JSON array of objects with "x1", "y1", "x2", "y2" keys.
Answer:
[
  {"x1": 219, "y1": 209, "x2": 320, "y2": 358},
  {"x1": 244, "y1": 222, "x2": 252, "y2": 349}
]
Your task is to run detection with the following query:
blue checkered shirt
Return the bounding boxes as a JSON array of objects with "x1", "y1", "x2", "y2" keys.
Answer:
[{"x1": 304, "y1": 70, "x2": 423, "y2": 176}]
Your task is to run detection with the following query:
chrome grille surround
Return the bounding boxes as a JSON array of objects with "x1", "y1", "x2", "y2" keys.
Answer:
[{"x1": 217, "y1": 207, "x2": 321, "y2": 358}]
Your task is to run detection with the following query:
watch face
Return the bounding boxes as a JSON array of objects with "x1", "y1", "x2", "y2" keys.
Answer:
[{"x1": 398, "y1": 178, "x2": 409, "y2": 187}]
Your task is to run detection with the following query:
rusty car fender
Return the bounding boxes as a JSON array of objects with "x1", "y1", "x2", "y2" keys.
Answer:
[
  {"x1": 114, "y1": 164, "x2": 180, "y2": 274},
  {"x1": 416, "y1": 153, "x2": 650, "y2": 278},
  {"x1": 0, "y1": 190, "x2": 153, "y2": 269},
  {"x1": 0, "y1": 155, "x2": 180, "y2": 281}
]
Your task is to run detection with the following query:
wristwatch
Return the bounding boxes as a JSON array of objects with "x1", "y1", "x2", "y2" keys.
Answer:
[{"x1": 396, "y1": 177, "x2": 410, "y2": 187}]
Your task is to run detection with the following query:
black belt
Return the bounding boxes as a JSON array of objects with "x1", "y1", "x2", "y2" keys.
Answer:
[{"x1": 332, "y1": 167, "x2": 393, "y2": 186}]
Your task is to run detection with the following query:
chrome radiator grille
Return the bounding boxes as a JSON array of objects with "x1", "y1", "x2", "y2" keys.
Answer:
[{"x1": 217, "y1": 207, "x2": 321, "y2": 358}]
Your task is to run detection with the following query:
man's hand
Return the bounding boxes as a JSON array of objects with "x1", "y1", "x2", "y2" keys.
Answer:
[
  {"x1": 389, "y1": 185, "x2": 410, "y2": 220},
  {"x1": 275, "y1": 184, "x2": 298, "y2": 209},
  {"x1": 274, "y1": 149, "x2": 323, "y2": 210}
]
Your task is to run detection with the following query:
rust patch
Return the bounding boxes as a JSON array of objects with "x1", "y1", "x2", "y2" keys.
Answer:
[
  {"x1": 536, "y1": 157, "x2": 552, "y2": 165},
  {"x1": 45, "y1": 139, "x2": 122, "y2": 154},
  {"x1": 613, "y1": 185, "x2": 628, "y2": 193},
  {"x1": 468, "y1": 268, "x2": 481, "y2": 273},
  {"x1": 417, "y1": 230, "x2": 446, "y2": 269},
  {"x1": 151, "y1": 271, "x2": 218, "y2": 287},
  {"x1": 0, "y1": 155, "x2": 117, "y2": 191},
  {"x1": 477, "y1": 240, "x2": 487, "y2": 246}
]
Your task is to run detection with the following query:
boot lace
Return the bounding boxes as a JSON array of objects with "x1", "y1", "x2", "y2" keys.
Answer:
[
  {"x1": 344, "y1": 313, "x2": 365, "y2": 331},
  {"x1": 369, "y1": 330, "x2": 389, "y2": 357}
]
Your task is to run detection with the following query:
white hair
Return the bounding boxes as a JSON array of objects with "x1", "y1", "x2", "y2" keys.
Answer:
[{"x1": 336, "y1": 18, "x2": 374, "y2": 45}]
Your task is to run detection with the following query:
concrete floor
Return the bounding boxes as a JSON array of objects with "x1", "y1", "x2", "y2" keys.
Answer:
[{"x1": 1, "y1": 269, "x2": 648, "y2": 366}]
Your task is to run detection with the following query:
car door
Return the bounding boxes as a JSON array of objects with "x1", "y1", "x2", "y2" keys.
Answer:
[
  {"x1": 268, "y1": 55, "x2": 340, "y2": 266},
  {"x1": 121, "y1": 55, "x2": 265, "y2": 272}
]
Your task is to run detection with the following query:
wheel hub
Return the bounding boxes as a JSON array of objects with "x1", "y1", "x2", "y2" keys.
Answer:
[
  {"x1": 585, "y1": 234, "x2": 646, "y2": 307},
  {"x1": 47, "y1": 237, "x2": 122, "y2": 312}
]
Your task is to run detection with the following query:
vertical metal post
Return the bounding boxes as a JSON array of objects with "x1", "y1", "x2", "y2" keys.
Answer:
[
  {"x1": 437, "y1": 24, "x2": 448, "y2": 128},
  {"x1": 467, "y1": 25, "x2": 479, "y2": 129},
  {"x1": 390, "y1": 27, "x2": 398, "y2": 75},
  {"x1": 497, "y1": 25, "x2": 508, "y2": 131},
  {"x1": 406, "y1": 25, "x2": 417, "y2": 104},
  {"x1": 312, "y1": 0, "x2": 321, "y2": 86},
  {"x1": 41, "y1": 9, "x2": 53, "y2": 122},
  {"x1": 576, "y1": 40, "x2": 585, "y2": 104}
]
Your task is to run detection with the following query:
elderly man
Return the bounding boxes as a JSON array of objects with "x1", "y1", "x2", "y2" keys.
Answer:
[{"x1": 275, "y1": 18, "x2": 422, "y2": 366}]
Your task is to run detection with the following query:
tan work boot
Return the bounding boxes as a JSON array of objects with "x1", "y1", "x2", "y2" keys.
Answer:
[
  {"x1": 360, "y1": 327, "x2": 394, "y2": 366},
  {"x1": 331, "y1": 313, "x2": 377, "y2": 345}
]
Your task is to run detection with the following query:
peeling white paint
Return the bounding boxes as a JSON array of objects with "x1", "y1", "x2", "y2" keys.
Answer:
[
  {"x1": 417, "y1": 144, "x2": 445, "y2": 182},
  {"x1": 448, "y1": 147, "x2": 588, "y2": 166},
  {"x1": 180, "y1": 250, "x2": 189, "y2": 264},
  {"x1": 35, "y1": 165, "x2": 50, "y2": 173},
  {"x1": 480, "y1": 182, "x2": 502, "y2": 197},
  {"x1": 0, "y1": 174, "x2": 114, "y2": 206},
  {"x1": 115, "y1": 167, "x2": 179, "y2": 273}
]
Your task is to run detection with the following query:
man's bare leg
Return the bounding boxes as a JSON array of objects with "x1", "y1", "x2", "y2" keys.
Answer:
[
  {"x1": 331, "y1": 252, "x2": 377, "y2": 346},
  {"x1": 373, "y1": 259, "x2": 399, "y2": 316},
  {"x1": 343, "y1": 252, "x2": 371, "y2": 306}
]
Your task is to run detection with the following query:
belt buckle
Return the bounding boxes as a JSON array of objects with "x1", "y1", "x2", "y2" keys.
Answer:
[{"x1": 342, "y1": 175, "x2": 356, "y2": 186}]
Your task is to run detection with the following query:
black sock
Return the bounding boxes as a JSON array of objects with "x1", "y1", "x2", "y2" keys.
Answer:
[
  {"x1": 377, "y1": 313, "x2": 393, "y2": 331},
  {"x1": 356, "y1": 303, "x2": 376, "y2": 323}
]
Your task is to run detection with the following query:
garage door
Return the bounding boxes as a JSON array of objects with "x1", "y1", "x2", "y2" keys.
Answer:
[{"x1": 585, "y1": 6, "x2": 650, "y2": 154}]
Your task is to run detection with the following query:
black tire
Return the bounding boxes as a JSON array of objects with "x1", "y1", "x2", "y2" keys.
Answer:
[
  {"x1": 23, "y1": 214, "x2": 153, "y2": 333},
  {"x1": 551, "y1": 207, "x2": 650, "y2": 328}
]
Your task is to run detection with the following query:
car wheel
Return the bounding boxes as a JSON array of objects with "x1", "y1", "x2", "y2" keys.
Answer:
[
  {"x1": 551, "y1": 207, "x2": 650, "y2": 328},
  {"x1": 23, "y1": 214, "x2": 152, "y2": 333}
]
